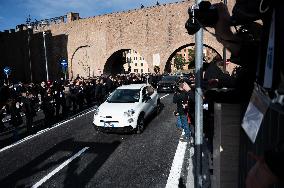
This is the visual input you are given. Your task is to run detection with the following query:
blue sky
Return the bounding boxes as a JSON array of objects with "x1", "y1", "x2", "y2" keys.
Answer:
[{"x1": 0, "y1": 0, "x2": 182, "y2": 31}]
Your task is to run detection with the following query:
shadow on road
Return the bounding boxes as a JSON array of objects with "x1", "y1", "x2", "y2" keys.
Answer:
[{"x1": 0, "y1": 138, "x2": 120, "y2": 187}]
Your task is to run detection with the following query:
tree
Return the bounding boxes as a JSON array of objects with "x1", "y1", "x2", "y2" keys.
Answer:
[
  {"x1": 187, "y1": 48, "x2": 195, "y2": 69},
  {"x1": 174, "y1": 54, "x2": 187, "y2": 70}
]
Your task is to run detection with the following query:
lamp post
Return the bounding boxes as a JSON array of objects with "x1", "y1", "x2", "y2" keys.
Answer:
[
  {"x1": 26, "y1": 15, "x2": 33, "y2": 83},
  {"x1": 43, "y1": 31, "x2": 49, "y2": 81},
  {"x1": 27, "y1": 25, "x2": 33, "y2": 83}
]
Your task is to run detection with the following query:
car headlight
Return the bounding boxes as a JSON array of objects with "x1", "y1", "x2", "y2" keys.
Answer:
[
  {"x1": 94, "y1": 108, "x2": 99, "y2": 116},
  {"x1": 124, "y1": 109, "x2": 135, "y2": 117}
]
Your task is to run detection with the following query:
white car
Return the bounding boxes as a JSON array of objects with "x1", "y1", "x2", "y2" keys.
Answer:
[{"x1": 93, "y1": 84, "x2": 161, "y2": 133}]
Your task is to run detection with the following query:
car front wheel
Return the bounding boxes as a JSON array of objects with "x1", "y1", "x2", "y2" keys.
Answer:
[
  {"x1": 136, "y1": 115, "x2": 145, "y2": 134},
  {"x1": 156, "y1": 99, "x2": 161, "y2": 115}
]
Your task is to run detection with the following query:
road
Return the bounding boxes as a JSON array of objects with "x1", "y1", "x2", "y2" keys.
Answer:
[{"x1": 0, "y1": 94, "x2": 196, "y2": 188}]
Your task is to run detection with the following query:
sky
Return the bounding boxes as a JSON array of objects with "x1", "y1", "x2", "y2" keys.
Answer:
[{"x1": 0, "y1": 0, "x2": 182, "y2": 31}]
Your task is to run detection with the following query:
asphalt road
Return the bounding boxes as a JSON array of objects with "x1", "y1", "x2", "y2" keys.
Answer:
[{"x1": 0, "y1": 93, "x2": 191, "y2": 188}]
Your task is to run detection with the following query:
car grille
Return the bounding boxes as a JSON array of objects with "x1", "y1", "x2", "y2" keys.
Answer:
[{"x1": 100, "y1": 120, "x2": 119, "y2": 123}]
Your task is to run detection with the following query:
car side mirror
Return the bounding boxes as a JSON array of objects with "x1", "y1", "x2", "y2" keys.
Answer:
[{"x1": 143, "y1": 95, "x2": 151, "y2": 102}]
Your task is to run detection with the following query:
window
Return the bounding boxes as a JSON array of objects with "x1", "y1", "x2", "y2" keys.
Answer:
[
  {"x1": 135, "y1": 63, "x2": 137, "y2": 66},
  {"x1": 140, "y1": 57, "x2": 142, "y2": 60},
  {"x1": 141, "y1": 63, "x2": 143, "y2": 66},
  {"x1": 134, "y1": 69, "x2": 138, "y2": 72},
  {"x1": 184, "y1": 49, "x2": 186, "y2": 52},
  {"x1": 141, "y1": 69, "x2": 143, "y2": 73}
]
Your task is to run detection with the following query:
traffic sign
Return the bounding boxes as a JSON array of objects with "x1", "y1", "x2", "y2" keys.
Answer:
[
  {"x1": 3, "y1": 66, "x2": 11, "y2": 76},
  {"x1": 61, "y1": 59, "x2": 68, "y2": 68}
]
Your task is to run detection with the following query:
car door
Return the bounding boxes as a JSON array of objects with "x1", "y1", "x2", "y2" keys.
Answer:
[
  {"x1": 146, "y1": 86, "x2": 157, "y2": 112},
  {"x1": 141, "y1": 87, "x2": 152, "y2": 117}
]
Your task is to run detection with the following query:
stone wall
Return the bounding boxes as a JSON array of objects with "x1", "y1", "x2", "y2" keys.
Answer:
[
  {"x1": 42, "y1": 0, "x2": 234, "y2": 78},
  {"x1": 1, "y1": 0, "x2": 235, "y2": 82}
]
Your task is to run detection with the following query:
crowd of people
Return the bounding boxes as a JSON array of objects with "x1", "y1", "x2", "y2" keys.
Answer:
[{"x1": 0, "y1": 73, "x2": 163, "y2": 138}]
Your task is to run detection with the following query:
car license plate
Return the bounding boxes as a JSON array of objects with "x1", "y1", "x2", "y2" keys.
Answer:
[{"x1": 104, "y1": 122, "x2": 114, "y2": 127}]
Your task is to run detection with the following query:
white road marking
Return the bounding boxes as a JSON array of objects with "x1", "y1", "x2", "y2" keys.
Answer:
[
  {"x1": 165, "y1": 138, "x2": 188, "y2": 188},
  {"x1": 32, "y1": 147, "x2": 89, "y2": 188},
  {"x1": 0, "y1": 108, "x2": 96, "y2": 153},
  {"x1": 186, "y1": 147, "x2": 195, "y2": 188},
  {"x1": 161, "y1": 94, "x2": 170, "y2": 99}
]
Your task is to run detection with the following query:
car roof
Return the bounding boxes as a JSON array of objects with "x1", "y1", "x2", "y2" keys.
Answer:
[{"x1": 117, "y1": 84, "x2": 147, "y2": 90}]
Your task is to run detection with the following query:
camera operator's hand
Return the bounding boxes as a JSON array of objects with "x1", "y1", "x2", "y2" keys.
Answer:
[{"x1": 213, "y1": 3, "x2": 241, "y2": 56}]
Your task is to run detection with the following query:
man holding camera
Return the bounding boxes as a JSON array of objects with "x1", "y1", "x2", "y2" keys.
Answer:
[
  {"x1": 185, "y1": 0, "x2": 283, "y2": 187},
  {"x1": 173, "y1": 81, "x2": 194, "y2": 142}
]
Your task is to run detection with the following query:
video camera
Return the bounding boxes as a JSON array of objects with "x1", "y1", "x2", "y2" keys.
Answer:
[{"x1": 185, "y1": 0, "x2": 267, "y2": 35}]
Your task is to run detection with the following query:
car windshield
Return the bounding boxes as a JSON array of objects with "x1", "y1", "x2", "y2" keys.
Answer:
[
  {"x1": 107, "y1": 89, "x2": 140, "y2": 103},
  {"x1": 161, "y1": 76, "x2": 178, "y2": 81}
]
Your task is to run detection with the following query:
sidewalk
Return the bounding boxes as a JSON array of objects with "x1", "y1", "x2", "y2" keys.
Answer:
[{"x1": 184, "y1": 141, "x2": 212, "y2": 188}]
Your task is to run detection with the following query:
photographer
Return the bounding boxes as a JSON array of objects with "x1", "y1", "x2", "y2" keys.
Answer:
[
  {"x1": 173, "y1": 81, "x2": 194, "y2": 142},
  {"x1": 187, "y1": 0, "x2": 284, "y2": 187}
]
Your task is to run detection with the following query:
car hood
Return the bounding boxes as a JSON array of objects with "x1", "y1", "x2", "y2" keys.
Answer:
[{"x1": 98, "y1": 102, "x2": 140, "y2": 117}]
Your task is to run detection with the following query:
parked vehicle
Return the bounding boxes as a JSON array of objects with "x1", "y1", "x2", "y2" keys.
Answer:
[{"x1": 156, "y1": 75, "x2": 179, "y2": 93}]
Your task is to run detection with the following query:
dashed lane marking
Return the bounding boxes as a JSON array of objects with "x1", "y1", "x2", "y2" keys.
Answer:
[
  {"x1": 161, "y1": 94, "x2": 170, "y2": 99},
  {"x1": 32, "y1": 147, "x2": 89, "y2": 188}
]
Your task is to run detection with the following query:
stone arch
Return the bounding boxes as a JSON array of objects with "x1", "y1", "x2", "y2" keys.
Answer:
[
  {"x1": 70, "y1": 45, "x2": 91, "y2": 79},
  {"x1": 164, "y1": 43, "x2": 222, "y2": 73},
  {"x1": 104, "y1": 47, "x2": 149, "y2": 75}
]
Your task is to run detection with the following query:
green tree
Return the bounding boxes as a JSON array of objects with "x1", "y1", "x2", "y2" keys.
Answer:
[
  {"x1": 174, "y1": 54, "x2": 187, "y2": 70},
  {"x1": 187, "y1": 49, "x2": 195, "y2": 69}
]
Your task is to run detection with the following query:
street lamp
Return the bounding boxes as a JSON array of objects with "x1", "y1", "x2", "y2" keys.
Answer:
[
  {"x1": 26, "y1": 16, "x2": 33, "y2": 83},
  {"x1": 34, "y1": 21, "x2": 49, "y2": 81},
  {"x1": 43, "y1": 31, "x2": 49, "y2": 81},
  {"x1": 27, "y1": 26, "x2": 33, "y2": 83}
]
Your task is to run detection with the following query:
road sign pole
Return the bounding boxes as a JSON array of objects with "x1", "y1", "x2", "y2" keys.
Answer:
[{"x1": 195, "y1": 0, "x2": 204, "y2": 187}]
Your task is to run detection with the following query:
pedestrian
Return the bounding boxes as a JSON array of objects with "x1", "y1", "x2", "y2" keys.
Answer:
[
  {"x1": 173, "y1": 82, "x2": 193, "y2": 142},
  {"x1": 7, "y1": 98, "x2": 23, "y2": 141},
  {"x1": 42, "y1": 88, "x2": 55, "y2": 127},
  {"x1": 21, "y1": 91, "x2": 36, "y2": 134}
]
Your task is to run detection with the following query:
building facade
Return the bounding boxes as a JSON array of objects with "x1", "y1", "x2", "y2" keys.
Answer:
[{"x1": 123, "y1": 50, "x2": 149, "y2": 74}]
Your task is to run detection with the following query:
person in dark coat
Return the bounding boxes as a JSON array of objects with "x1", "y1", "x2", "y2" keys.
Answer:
[
  {"x1": 42, "y1": 88, "x2": 55, "y2": 127},
  {"x1": 0, "y1": 105, "x2": 6, "y2": 131},
  {"x1": 69, "y1": 82, "x2": 78, "y2": 112},
  {"x1": 173, "y1": 82, "x2": 194, "y2": 142},
  {"x1": 7, "y1": 98, "x2": 22, "y2": 141},
  {"x1": 106, "y1": 76, "x2": 113, "y2": 94},
  {"x1": 21, "y1": 91, "x2": 36, "y2": 134},
  {"x1": 94, "y1": 79, "x2": 102, "y2": 104}
]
